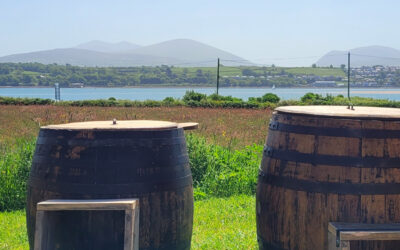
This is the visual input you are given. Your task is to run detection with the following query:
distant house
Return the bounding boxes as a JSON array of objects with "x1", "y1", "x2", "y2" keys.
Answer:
[
  {"x1": 352, "y1": 81, "x2": 378, "y2": 87},
  {"x1": 311, "y1": 81, "x2": 336, "y2": 87},
  {"x1": 70, "y1": 82, "x2": 84, "y2": 88}
]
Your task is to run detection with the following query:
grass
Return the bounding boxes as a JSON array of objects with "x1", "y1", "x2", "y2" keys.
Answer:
[
  {"x1": 0, "y1": 196, "x2": 256, "y2": 250},
  {"x1": 0, "y1": 133, "x2": 261, "y2": 210},
  {"x1": 192, "y1": 195, "x2": 256, "y2": 249},
  {"x1": 0, "y1": 105, "x2": 272, "y2": 148},
  {"x1": 0, "y1": 210, "x2": 29, "y2": 250},
  {"x1": 171, "y1": 66, "x2": 345, "y2": 77},
  {"x1": 0, "y1": 139, "x2": 35, "y2": 211},
  {"x1": 285, "y1": 67, "x2": 346, "y2": 77},
  {"x1": 187, "y1": 134, "x2": 262, "y2": 199}
]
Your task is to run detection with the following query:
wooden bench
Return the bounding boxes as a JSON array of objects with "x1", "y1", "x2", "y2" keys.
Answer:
[
  {"x1": 328, "y1": 222, "x2": 400, "y2": 250},
  {"x1": 34, "y1": 199, "x2": 139, "y2": 250}
]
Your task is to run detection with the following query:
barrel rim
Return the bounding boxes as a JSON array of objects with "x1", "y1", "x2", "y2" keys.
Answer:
[
  {"x1": 41, "y1": 120, "x2": 180, "y2": 131},
  {"x1": 275, "y1": 105, "x2": 400, "y2": 120}
]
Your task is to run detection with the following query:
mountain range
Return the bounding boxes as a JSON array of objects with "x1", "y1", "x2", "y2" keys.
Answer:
[
  {"x1": 0, "y1": 39, "x2": 251, "y2": 67},
  {"x1": 316, "y1": 46, "x2": 400, "y2": 67},
  {"x1": 1, "y1": 41, "x2": 399, "y2": 67}
]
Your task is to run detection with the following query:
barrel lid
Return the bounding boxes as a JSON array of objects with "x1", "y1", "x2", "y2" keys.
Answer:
[
  {"x1": 275, "y1": 106, "x2": 400, "y2": 120},
  {"x1": 42, "y1": 120, "x2": 179, "y2": 131}
]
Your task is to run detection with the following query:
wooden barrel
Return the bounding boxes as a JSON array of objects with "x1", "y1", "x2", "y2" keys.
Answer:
[
  {"x1": 256, "y1": 106, "x2": 400, "y2": 250},
  {"x1": 26, "y1": 120, "x2": 194, "y2": 250}
]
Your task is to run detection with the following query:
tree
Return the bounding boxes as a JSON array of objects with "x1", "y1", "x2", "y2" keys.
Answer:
[
  {"x1": 312, "y1": 64, "x2": 317, "y2": 68},
  {"x1": 242, "y1": 68, "x2": 256, "y2": 76},
  {"x1": 261, "y1": 93, "x2": 280, "y2": 103},
  {"x1": 340, "y1": 64, "x2": 346, "y2": 70},
  {"x1": 301, "y1": 92, "x2": 322, "y2": 103},
  {"x1": 182, "y1": 90, "x2": 207, "y2": 103},
  {"x1": 196, "y1": 69, "x2": 203, "y2": 77}
]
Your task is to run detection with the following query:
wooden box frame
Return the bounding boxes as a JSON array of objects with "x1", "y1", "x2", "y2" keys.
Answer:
[
  {"x1": 328, "y1": 222, "x2": 400, "y2": 250},
  {"x1": 34, "y1": 199, "x2": 139, "y2": 250}
]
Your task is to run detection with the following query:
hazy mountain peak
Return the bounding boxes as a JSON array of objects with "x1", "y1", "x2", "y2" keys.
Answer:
[
  {"x1": 316, "y1": 45, "x2": 400, "y2": 67},
  {"x1": 75, "y1": 40, "x2": 141, "y2": 53},
  {"x1": 0, "y1": 39, "x2": 252, "y2": 67},
  {"x1": 129, "y1": 38, "x2": 251, "y2": 65}
]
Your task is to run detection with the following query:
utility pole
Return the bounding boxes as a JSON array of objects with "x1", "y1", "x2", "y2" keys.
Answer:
[
  {"x1": 216, "y1": 58, "x2": 220, "y2": 95},
  {"x1": 347, "y1": 52, "x2": 350, "y2": 100}
]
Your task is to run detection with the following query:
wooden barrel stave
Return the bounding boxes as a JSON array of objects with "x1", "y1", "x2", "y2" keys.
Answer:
[
  {"x1": 257, "y1": 109, "x2": 400, "y2": 250},
  {"x1": 27, "y1": 126, "x2": 193, "y2": 250}
]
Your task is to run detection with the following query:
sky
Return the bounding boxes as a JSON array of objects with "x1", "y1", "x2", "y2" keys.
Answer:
[{"x1": 1, "y1": 0, "x2": 399, "y2": 66}]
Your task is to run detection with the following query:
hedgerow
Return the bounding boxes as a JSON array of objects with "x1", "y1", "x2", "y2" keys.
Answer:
[{"x1": 2, "y1": 91, "x2": 400, "y2": 109}]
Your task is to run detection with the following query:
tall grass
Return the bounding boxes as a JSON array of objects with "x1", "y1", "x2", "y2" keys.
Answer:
[
  {"x1": 0, "y1": 134, "x2": 262, "y2": 211},
  {"x1": 0, "y1": 138, "x2": 35, "y2": 211},
  {"x1": 187, "y1": 134, "x2": 262, "y2": 199},
  {"x1": 0, "y1": 105, "x2": 271, "y2": 148}
]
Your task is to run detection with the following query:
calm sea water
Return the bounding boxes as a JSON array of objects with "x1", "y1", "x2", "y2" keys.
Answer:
[{"x1": 2, "y1": 87, "x2": 400, "y2": 101}]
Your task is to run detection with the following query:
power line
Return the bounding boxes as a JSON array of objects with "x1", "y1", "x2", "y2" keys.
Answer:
[
  {"x1": 351, "y1": 53, "x2": 400, "y2": 60},
  {"x1": 170, "y1": 60, "x2": 216, "y2": 66},
  {"x1": 220, "y1": 53, "x2": 349, "y2": 64}
]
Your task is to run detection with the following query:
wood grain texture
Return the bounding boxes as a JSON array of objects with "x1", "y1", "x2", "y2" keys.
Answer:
[
  {"x1": 341, "y1": 231, "x2": 400, "y2": 241},
  {"x1": 329, "y1": 222, "x2": 400, "y2": 250},
  {"x1": 177, "y1": 122, "x2": 199, "y2": 130},
  {"x1": 275, "y1": 105, "x2": 400, "y2": 119},
  {"x1": 257, "y1": 107, "x2": 400, "y2": 250},
  {"x1": 27, "y1": 126, "x2": 193, "y2": 250},
  {"x1": 33, "y1": 211, "x2": 45, "y2": 250},
  {"x1": 42, "y1": 120, "x2": 178, "y2": 130},
  {"x1": 37, "y1": 199, "x2": 138, "y2": 211}
]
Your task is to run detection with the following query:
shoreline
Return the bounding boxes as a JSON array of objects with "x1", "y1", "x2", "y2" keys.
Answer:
[{"x1": 1, "y1": 86, "x2": 400, "y2": 89}]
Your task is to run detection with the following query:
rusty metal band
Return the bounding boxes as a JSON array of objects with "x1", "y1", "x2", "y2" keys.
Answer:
[
  {"x1": 28, "y1": 174, "x2": 192, "y2": 195},
  {"x1": 269, "y1": 121, "x2": 400, "y2": 139},
  {"x1": 274, "y1": 111, "x2": 400, "y2": 121},
  {"x1": 29, "y1": 163, "x2": 192, "y2": 183},
  {"x1": 263, "y1": 146, "x2": 400, "y2": 168},
  {"x1": 31, "y1": 152, "x2": 189, "y2": 166},
  {"x1": 36, "y1": 136, "x2": 186, "y2": 147},
  {"x1": 258, "y1": 170, "x2": 400, "y2": 195}
]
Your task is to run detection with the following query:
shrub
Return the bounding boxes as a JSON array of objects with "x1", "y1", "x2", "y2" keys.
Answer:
[
  {"x1": 163, "y1": 97, "x2": 175, "y2": 103},
  {"x1": 4, "y1": 92, "x2": 400, "y2": 109},
  {"x1": 300, "y1": 92, "x2": 322, "y2": 103},
  {"x1": 0, "y1": 96, "x2": 53, "y2": 105},
  {"x1": 208, "y1": 93, "x2": 242, "y2": 102},
  {"x1": 186, "y1": 134, "x2": 262, "y2": 199},
  {"x1": 261, "y1": 93, "x2": 280, "y2": 103},
  {"x1": 183, "y1": 90, "x2": 207, "y2": 103}
]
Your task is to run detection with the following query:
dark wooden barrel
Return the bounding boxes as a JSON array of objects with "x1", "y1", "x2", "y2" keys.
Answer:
[
  {"x1": 27, "y1": 120, "x2": 194, "y2": 250},
  {"x1": 256, "y1": 106, "x2": 400, "y2": 250}
]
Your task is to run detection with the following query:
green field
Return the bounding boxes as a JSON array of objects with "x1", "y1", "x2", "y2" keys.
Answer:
[
  {"x1": 285, "y1": 67, "x2": 345, "y2": 77},
  {"x1": 171, "y1": 65, "x2": 346, "y2": 77}
]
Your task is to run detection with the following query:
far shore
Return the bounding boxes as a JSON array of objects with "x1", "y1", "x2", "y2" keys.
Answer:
[{"x1": 1, "y1": 86, "x2": 400, "y2": 89}]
